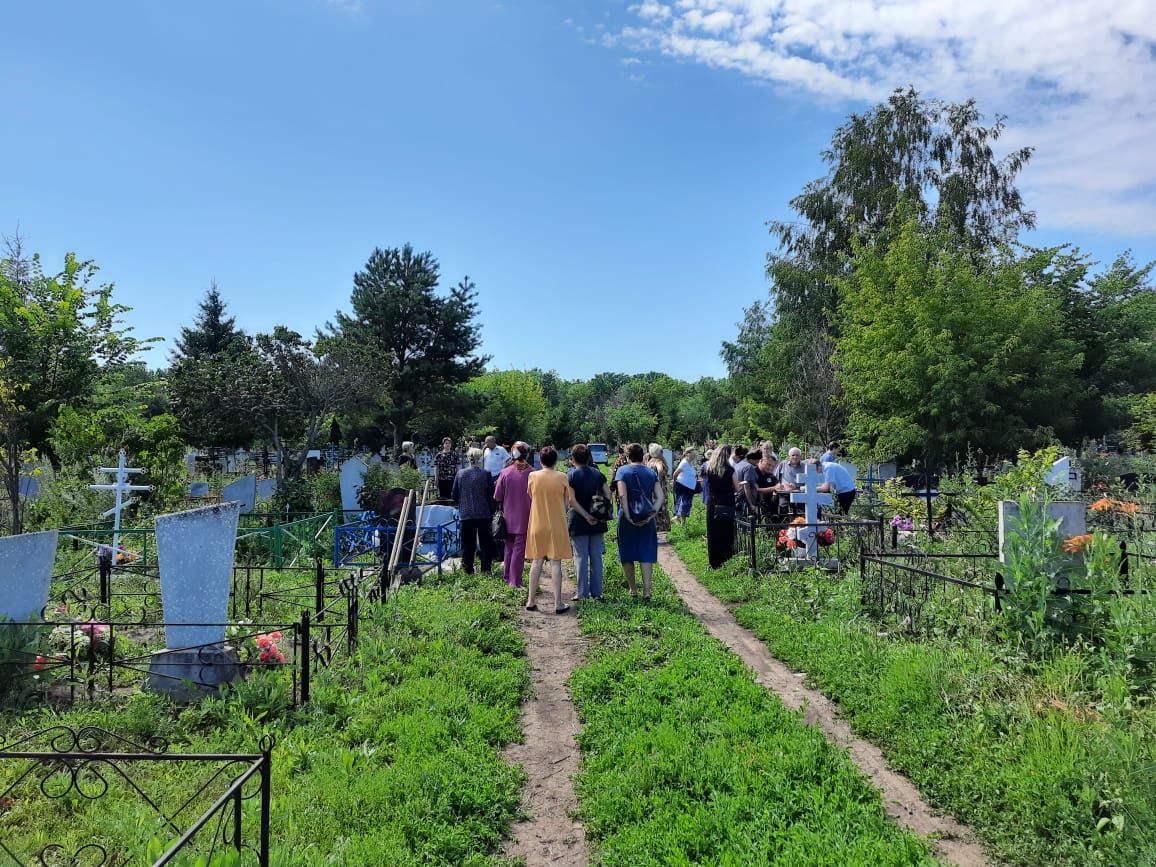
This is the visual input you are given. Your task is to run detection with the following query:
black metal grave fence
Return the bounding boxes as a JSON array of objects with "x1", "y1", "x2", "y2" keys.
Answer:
[{"x1": 0, "y1": 726, "x2": 272, "y2": 866}]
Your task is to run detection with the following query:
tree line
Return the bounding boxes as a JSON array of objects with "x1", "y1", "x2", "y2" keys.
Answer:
[{"x1": 3, "y1": 87, "x2": 1155, "y2": 533}]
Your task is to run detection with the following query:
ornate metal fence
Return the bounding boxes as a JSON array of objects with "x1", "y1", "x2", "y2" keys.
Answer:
[
  {"x1": 738, "y1": 513, "x2": 885, "y2": 573},
  {"x1": 0, "y1": 726, "x2": 272, "y2": 866}
]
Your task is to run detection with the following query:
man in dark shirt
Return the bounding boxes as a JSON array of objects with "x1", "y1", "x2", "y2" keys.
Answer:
[{"x1": 734, "y1": 449, "x2": 762, "y2": 515}]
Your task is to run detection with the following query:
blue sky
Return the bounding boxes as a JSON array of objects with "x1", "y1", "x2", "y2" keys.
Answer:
[{"x1": 4, "y1": 0, "x2": 1154, "y2": 381}]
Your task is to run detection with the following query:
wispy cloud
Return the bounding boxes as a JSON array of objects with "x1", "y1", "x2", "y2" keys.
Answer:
[
  {"x1": 325, "y1": 0, "x2": 363, "y2": 18},
  {"x1": 611, "y1": 0, "x2": 1156, "y2": 240}
]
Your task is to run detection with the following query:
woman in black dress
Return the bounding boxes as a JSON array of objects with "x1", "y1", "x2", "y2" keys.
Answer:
[{"x1": 704, "y1": 445, "x2": 740, "y2": 568}]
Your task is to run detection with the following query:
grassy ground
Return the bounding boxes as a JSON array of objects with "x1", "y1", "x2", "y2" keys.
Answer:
[
  {"x1": 0, "y1": 572, "x2": 529, "y2": 866},
  {"x1": 669, "y1": 503, "x2": 1156, "y2": 867},
  {"x1": 569, "y1": 540, "x2": 937, "y2": 866}
]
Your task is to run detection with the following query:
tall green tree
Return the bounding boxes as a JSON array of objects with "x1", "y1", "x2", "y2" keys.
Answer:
[
  {"x1": 323, "y1": 245, "x2": 487, "y2": 450},
  {"x1": 0, "y1": 240, "x2": 150, "y2": 532},
  {"x1": 168, "y1": 285, "x2": 255, "y2": 448},
  {"x1": 727, "y1": 88, "x2": 1037, "y2": 441},
  {"x1": 836, "y1": 217, "x2": 1081, "y2": 463},
  {"x1": 465, "y1": 370, "x2": 548, "y2": 444}
]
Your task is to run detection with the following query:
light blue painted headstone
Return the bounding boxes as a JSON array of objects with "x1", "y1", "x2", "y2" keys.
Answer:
[
  {"x1": 222, "y1": 474, "x2": 257, "y2": 513},
  {"x1": 188, "y1": 482, "x2": 210, "y2": 497},
  {"x1": 256, "y1": 478, "x2": 278, "y2": 501},
  {"x1": 155, "y1": 502, "x2": 241, "y2": 649},
  {"x1": 0, "y1": 530, "x2": 58, "y2": 621},
  {"x1": 340, "y1": 458, "x2": 368, "y2": 511},
  {"x1": 18, "y1": 475, "x2": 40, "y2": 499}
]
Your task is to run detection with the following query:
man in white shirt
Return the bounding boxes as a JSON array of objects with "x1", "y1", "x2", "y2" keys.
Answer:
[
  {"x1": 483, "y1": 436, "x2": 510, "y2": 479},
  {"x1": 817, "y1": 459, "x2": 858, "y2": 514}
]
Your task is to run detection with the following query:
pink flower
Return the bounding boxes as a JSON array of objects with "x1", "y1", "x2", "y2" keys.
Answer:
[{"x1": 80, "y1": 622, "x2": 109, "y2": 637}]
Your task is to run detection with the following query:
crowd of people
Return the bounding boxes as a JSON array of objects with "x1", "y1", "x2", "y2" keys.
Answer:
[{"x1": 425, "y1": 435, "x2": 859, "y2": 609}]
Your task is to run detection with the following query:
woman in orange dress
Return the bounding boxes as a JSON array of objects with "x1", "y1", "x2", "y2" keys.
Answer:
[{"x1": 525, "y1": 445, "x2": 574, "y2": 614}]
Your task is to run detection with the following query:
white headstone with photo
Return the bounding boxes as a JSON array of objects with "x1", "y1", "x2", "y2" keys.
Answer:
[
  {"x1": 221, "y1": 474, "x2": 257, "y2": 513},
  {"x1": 340, "y1": 457, "x2": 368, "y2": 511},
  {"x1": 0, "y1": 530, "x2": 58, "y2": 621},
  {"x1": 998, "y1": 500, "x2": 1087, "y2": 564}
]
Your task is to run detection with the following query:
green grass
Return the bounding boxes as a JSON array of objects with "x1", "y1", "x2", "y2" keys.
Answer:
[
  {"x1": 669, "y1": 503, "x2": 1156, "y2": 867},
  {"x1": 570, "y1": 545, "x2": 937, "y2": 866},
  {"x1": 0, "y1": 571, "x2": 529, "y2": 866}
]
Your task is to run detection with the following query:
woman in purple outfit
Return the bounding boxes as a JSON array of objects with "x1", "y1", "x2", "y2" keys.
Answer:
[{"x1": 494, "y1": 441, "x2": 533, "y2": 587}]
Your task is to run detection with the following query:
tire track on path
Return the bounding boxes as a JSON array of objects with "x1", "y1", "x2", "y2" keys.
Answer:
[{"x1": 657, "y1": 544, "x2": 990, "y2": 867}]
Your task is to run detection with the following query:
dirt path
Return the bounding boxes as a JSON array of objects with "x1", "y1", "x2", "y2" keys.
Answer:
[
  {"x1": 657, "y1": 546, "x2": 990, "y2": 867},
  {"x1": 501, "y1": 570, "x2": 590, "y2": 867}
]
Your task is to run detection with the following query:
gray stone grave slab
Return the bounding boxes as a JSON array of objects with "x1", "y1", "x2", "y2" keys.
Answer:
[
  {"x1": 221, "y1": 474, "x2": 257, "y2": 513},
  {"x1": 0, "y1": 530, "x2": 58, "y2": 621},
  {"x1": 663, "y1": 448, "x2": 674, "y2": 475},
  {"x1": 340, "y1": 457, "x2": 368, "y2": 511},
  {"x1": 18, "y1": 475, "x2": 40, "y2": 499},
  {"x1": 255, "y1": 478, "x2": 278, "y2": 501},
  {"x1": 998, "y1": 500, "x2": 1087, "y2": 564},
  {"x1": 1046, "y1": 456, "x2": 1072, "y2": 489},
  {"x1": 154, "y1": 502, "x2": 241, "y2": 649},
  {"x1": 188, "y1": 482, "x2": 210, "y2": 498}
]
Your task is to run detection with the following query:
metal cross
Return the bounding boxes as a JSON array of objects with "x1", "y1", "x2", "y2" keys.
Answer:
[
  {"x1": 790, "y1": 462, "x2": 833, "y2": 558},
  {"x1": 89, "y1": 450, "x2": 153, "y2": 560}
]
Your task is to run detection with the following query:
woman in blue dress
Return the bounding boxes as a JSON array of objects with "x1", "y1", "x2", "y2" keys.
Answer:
[{"x1": 614, "y1": 442, "x2": 663, "y2": 600}]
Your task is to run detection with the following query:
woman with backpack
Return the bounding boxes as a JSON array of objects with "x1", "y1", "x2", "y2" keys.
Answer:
[
  {"x1": 615, "y1": 442, "x2": 664, "y2": 600},
  {"x1": 566, "y1": 444, "x2": 611, "y2": 601}
]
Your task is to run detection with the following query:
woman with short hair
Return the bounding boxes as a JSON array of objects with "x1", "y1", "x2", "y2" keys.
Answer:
[
  {"x1": 524, "y1": 446, "x2": 574, "y2": 613},
  {"x1": 494, "y1": 441, "x2": 533, "y2": 587},
  {"x1": 435, "y1": 436, "x2": 459, "y2": 499},
  {"x1": 704, "y1": 445, "x2": 740, "y2": 568},
  {"x1": 567, "y1": 444, "x2": 610, "y2": 600},
  {"x1": 615, "y1": 442, "x2": 663, "y2": 600},
  {"x1": 673, "y1": 448, "x2": 698, "y2": 524},
  {"x1": 647, "y1": 443, "x2": 672, "y2": 533}
]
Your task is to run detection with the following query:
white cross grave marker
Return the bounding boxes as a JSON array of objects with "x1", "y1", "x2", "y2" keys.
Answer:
[
  {"x1": 90, "y1": 449, "x2": 154, "y2": 561},
  {"x1": 790, "y1": 462, "x2": 833, "y2": 559}
]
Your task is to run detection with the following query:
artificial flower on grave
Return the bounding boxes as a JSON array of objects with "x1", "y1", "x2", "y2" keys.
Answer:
[
  {"x1": 816, "y1": 527, "x2": 836, "y2": 547},
  {"x1": 253, "y1": 631, "x2": 286, "y2": 665},
  {"x1": 1090, "y1": 497, "x2": 1115, "y2": 512},
  {"x1": 1062, "y1": 534, "x2": 1094, "y2": 555},
  {"x1": 889, "y1": 514, "x2": 915, "y2": 532}
]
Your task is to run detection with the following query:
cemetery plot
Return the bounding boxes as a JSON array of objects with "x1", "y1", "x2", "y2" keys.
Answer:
[{"x1": 668, "y1": 469, "x2": 1156, "y2": 867}]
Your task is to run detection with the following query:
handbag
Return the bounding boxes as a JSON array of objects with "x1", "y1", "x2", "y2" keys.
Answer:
[
  {"x1": 491, "y1": 507, "x2": 508, "y2": 542},
  {"x1": 589, "y1": 492, "x2": 613, "y2": 523}
]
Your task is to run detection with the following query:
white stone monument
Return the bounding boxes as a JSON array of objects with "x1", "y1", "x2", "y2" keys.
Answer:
[
  {"x1": 790, "y1": 463, "x2": 833, "y2": 562},
  {"x1": 340, "y1": 457, "x2": 368, "y2": 511},
  {"x1": 222, "y1": 473, "x2": 257, "y2": 513},
  {"x1": 147, "y1": 502, "x2": 243, "y2": 699},
  {"x1": 998, "y1": 500, "x2": 1087, "y2": 564},
  {"x1": 0, "y1": 530, "x2": 58, "y2": 622}
]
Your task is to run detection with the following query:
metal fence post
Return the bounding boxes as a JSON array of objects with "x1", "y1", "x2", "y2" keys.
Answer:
[
  {"x1": 259, "y1": 738, "x2": 272, "y2": 867},
  {"x1": 299, "y1": 610, "x2": 311, "y2": 705},
  {"x1": 314, "y1": 558, "x2": 325, "y2": 616}
]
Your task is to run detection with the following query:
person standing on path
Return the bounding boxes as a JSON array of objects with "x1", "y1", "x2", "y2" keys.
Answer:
[
  {"x1": 452, "y1": 448, "x2": 496, "y2": 575},
  {"x1": 615, "y1": 442, "x2": 663, "y2": 600},
  {"x1": 704, "y1": 445, "x2": 740, "y2": 568},
  {"x1": 647, "y1": 443, "x2": 672, "y2": 534},
  {"x1": 672, "y1": 448, "x2": 698, "y2": 524},
  {"x1": 435, "y1": 437, "x2": 459, "y2": 500},
  {"x1": 566, "y1": 444, "x2": 610, "y2": 600},
  {"x1": 495, "y1": 442, "x2": 533, "y2": 587},
  {"x1": 524, "y1": 446, "x2": 574, "y2": 613}
]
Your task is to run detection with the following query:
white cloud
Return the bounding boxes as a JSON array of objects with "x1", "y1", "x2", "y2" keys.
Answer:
[{"x1": 611, "y1": 0, "x2": 1156, "y2": 238}]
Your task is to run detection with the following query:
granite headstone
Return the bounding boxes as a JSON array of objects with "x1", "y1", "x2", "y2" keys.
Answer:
[
  {"x1": 340, "y1": 457, "x2": 368, "y2": 512},
  {"x1": 0, "y1": 530, "x2": 58, "y2": 621},
  {"x1": 221, "y1": 474, "x2": 257, "y2": 513}
]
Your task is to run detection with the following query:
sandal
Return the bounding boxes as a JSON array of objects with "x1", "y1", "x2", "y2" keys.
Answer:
[{"x1": 554, "y1": 604, "x2": 571, "y2": 614}]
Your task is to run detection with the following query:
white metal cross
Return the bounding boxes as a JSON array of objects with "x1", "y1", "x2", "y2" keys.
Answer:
[
  {"x1": 790, "y1": 462, "x2": 833, "y2": 559},
  {"x1": 89, "y1": 449, "x2": 153, "y2": 560}
]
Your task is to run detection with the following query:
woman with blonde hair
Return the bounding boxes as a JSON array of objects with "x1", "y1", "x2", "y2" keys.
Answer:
[
  {"x1": 704, "y1": 444, "x2": 740, "y2": 568},
  {"x1": 646, "y1": 443, "x2": 671, "y2": 533},
  {"x1": 524, "y1": 446, "x2": 574, "y2": 614}
]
